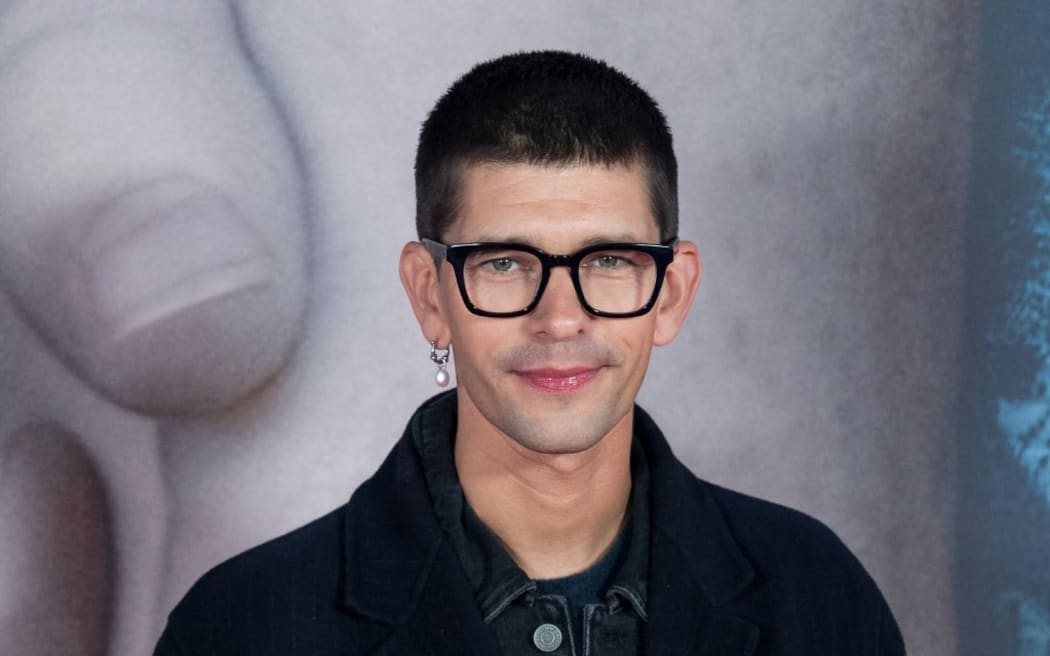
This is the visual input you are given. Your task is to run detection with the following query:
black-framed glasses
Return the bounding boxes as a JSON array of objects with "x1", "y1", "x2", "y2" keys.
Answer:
[{"x1": 422, "y1": 237, "x2": 678, "y2": 318}]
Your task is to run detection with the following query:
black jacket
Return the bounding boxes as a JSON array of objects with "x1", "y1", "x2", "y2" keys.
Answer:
[{"x1": 155, "y1": 395, "x2": 905, "y2": 655}]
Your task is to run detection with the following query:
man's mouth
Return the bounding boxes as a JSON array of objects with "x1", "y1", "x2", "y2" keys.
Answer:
[{"x1": 514, "y1": 367, "x2": 600, "y2": 393}]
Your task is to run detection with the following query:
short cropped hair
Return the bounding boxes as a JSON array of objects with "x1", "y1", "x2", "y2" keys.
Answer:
[{"x1": 415, "y1": 51, "x2": 678, "y2": 242}]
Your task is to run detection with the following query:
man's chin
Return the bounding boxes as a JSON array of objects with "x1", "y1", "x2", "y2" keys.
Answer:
[
  {"x1": 458, "y1": 376, "x2": 629, "y2": 453},
  {"x1": 498, "y1": 408, "x2": 624, "y2": 456}
]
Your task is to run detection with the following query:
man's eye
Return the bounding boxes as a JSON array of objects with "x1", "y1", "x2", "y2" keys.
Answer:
[
  {"x1": 466, "y1": 250, "x2": 533, "y2": 274},
  {"x1": 488, "y1": 257, "x2": 517, "y2": 272},
  {"x1": 587, "y1": 253, "x2": 636, "y2": 269},
  {"x1": 474, "y1": 256, "x2": 523, "y2": 273}
]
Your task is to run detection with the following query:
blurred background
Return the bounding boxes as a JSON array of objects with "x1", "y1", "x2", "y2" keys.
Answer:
[{"x1": 0, "y1": 1, "x2": 1043, "y2": 654}]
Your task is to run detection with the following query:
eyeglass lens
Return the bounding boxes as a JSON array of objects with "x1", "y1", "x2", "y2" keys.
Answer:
[{"x1": 462, "y1": 246, "x2": 659, "y2": 314}]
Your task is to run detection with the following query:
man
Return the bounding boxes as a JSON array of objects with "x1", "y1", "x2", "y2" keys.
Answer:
[{"x1": 155, "y1": 51, "x2": 905, "y2": 655}]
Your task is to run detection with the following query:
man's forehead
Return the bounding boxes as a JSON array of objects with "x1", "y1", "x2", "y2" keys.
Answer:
[
  {"x1": 448, "y1": 162, "x2": 660, "y2": 244},
  {"x1": 458, "y1": 160, "x2": 646, "y2": 196}
]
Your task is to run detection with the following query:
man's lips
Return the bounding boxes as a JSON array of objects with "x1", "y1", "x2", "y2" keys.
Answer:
[{"x1": 514, "y1": 367, "x2": 600, "y2": 393}]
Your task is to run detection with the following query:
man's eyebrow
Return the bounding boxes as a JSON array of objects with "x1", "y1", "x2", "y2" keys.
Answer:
[
  {"x1": 470, "y1": 233, "x2": 648, "y2": 247},
  {"x1": 579, "y1": 233, "x2": 646, "y2": 246}
]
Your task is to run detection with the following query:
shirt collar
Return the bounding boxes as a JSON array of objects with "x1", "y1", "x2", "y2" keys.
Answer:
[{"x1": 412, "y1": 393, "x2": 650, "y2": 623}]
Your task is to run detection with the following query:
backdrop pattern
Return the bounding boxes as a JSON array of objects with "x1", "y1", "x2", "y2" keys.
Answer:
[
  {"x1": 0, "y1": 2, "x2": 980, "y2": 655},
  {"x1": 962, "y1": 0, "x2": 1050, "y2": 653}
]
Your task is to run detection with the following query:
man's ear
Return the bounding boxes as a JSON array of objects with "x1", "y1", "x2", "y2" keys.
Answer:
[
  {"x1": 653, "y1": 239, "x2": 702, "y2": 347},
  {"x1": 399, "y1": 241, "x2": 452, "y2": 346}
]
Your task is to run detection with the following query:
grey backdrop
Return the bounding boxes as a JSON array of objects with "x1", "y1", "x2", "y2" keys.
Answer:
[{"x1": 0, "y1": 2, "x2": 976, "y2": 655}]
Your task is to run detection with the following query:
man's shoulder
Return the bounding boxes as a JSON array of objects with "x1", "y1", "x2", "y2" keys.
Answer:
[
  {"x1": 153, "y1": 417, "x2": 438, "y2": 655},
  {"x1": 637, "y1": 407, "x2": 871, "y2": 582},
  {"x1": 669, "y1": 473, "x2": 904, "y2": 651},
  {"x1": 155, "y1": 506, "x2": 351, "y2": 654},
  {"x1": 681, "y1": 471, "x2": 870, "y2": 580},
  {"x1": 195, "y1": 504, "x2": 343, "y2": 593},
  {"x1": 704, "y1": 479, "x2": 846, "y2": 551}
]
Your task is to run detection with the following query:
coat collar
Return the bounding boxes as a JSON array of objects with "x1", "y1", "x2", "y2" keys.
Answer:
[
  {"x1": 339, "y1": 392, "x2": 759, "y2": 654},
  {"x1": 339, "y1": 391, "x2": 456, "y2": 624},
  {"x1": 338, "y1": 392, "x2": 505, "y2": 654},
  {"x1": 635, "y1": 406, "x2": 756, "y2": 606},
  {"x1": 634, "y1": 406, "x2": 760, "y2": 654}
]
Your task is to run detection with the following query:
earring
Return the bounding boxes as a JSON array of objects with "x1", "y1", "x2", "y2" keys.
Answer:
[{"x1": 430, "y1": 340, "x2": 451, "y2": 387}]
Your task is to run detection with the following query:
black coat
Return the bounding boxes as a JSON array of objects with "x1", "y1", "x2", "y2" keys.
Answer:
[{"x1": 155, "y1": 399, "x2": 905, "y2": 655}]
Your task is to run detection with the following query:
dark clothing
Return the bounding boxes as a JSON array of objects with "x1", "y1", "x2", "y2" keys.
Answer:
[
  {"x1": 413, "y1": 391, "x2": 649, "y2": 654},
  {"x1": 530, "y1": 524, "x2": 632, "y2": 654},
  {"x1": 155, "y1": 391, "x2": 906, "y2": 655}
]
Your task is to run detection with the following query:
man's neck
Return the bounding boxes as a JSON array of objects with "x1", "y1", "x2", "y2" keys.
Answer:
[{"x1": 454, "y1": 405, "x2": 634, "y2": 580}]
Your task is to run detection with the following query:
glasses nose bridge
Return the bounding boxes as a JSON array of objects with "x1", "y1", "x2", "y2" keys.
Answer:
[
  {"x1": 544, "y1": 252, "x2": 576, "y2": 270},
  {"x1": 533, "y1": 251, "x2": 586, "y2": 311},
  {"x1": 541, "y1": 252, "x2": 582, "y2": 287}
]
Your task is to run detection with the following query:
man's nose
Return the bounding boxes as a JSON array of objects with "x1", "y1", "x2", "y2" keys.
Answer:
[{"x1": 525, "y1": 266, "x2": 589, "y2": 338}]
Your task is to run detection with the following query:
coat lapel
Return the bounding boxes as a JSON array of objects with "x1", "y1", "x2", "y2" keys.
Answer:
[
  {"x1": 638, "y1": 407, "x2": 761, "y2": 656},
  {"x1": 646, "y1": 531, "x2": 760, "y2": 656},
  {"x1": 337, "y1": 393, "x2": 503, "y2": 656},
  {"x1": 369, "y1": 540, "x2": 504, "y2": 656}
]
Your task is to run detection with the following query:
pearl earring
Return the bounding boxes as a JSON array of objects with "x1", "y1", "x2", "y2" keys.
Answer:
[{"x1": 430, "y1": 340, "x2": 451, "y2": 387}]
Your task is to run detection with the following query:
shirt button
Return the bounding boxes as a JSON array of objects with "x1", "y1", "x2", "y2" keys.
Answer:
[{"x1": 532, "y1": 623, "x2": 563, "y2": 652}]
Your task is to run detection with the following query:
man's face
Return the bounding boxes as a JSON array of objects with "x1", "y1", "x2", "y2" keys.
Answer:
[{"x1": 434, "y1": 162, "x2": 670, "y2": 454}]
